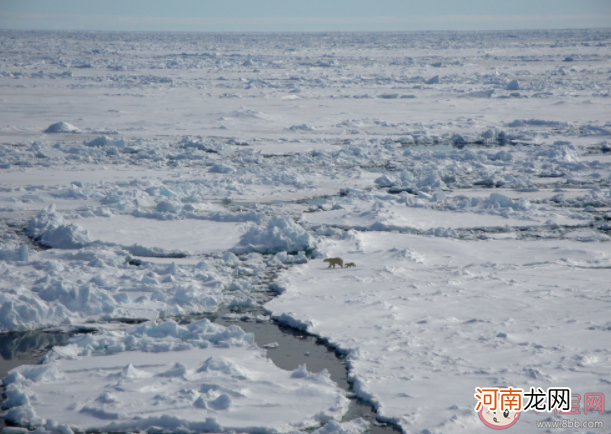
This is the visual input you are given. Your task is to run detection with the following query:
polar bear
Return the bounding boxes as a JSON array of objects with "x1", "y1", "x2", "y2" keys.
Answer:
[{"x1": 323, "y1": 257, "x2": 343, "y2": 268}]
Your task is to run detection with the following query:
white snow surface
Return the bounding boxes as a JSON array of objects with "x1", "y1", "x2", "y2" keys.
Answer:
[
  {"x1": 0, "y1": 244, "x2": 227, "y2": 332},
  {"x1": 80, "y1": 214, "x2": 246, "y2": 255},
  {"x1": 266, "y1": 232, "x2": 611, "y2": 433},
  {"x1": 1, "y1": 28, "x2": 611, "y2": 433},
  {"x1": 302, "y1": 194, "x2": 588, "y2": 236}
]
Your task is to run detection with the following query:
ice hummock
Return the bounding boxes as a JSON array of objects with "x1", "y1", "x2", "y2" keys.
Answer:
[
  {"x1": 84, "y1": 136, "x2": 126, "y2": 148},
  {"x1": 27, "y1": 205, "x2": 93, "y2": 249},
  {"x1": 234, "y1": 215, "x2": 317, "y2": 254},
  {"x1": 44, "y1": 122, "x2": 80, "y2": 133}
]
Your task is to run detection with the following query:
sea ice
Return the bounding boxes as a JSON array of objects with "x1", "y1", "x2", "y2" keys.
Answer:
[
  {"x1": 2, "y1": 320, "x2": 349, "y2": 433},
  {"x1": 1, "y1": 28, "x2": 610, "y2": 433},
  {"x1": 43, "y1": 122, "x2": 80, "y2": 134},
  {"x1": 266, "y1": 232, "x2": 611, "y2": 433}
]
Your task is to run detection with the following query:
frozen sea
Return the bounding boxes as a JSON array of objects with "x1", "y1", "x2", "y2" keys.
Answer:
[{"x1": 0, "y1": 29, "x2": 610, "y2": 434}]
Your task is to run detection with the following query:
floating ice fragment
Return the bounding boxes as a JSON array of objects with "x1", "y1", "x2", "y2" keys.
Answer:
[
  {"x1": 197, "y1": 356, "x2": 250, "y2": 380},
  {"x1": 3, "y1": 384, "x2": 35, "y2": 410},
  {"x1": 4, "y1": 365, "x2": 64, "y2": 384},
  {"x1": 222, "y1": 252, "x2": 241, "y2": 267},
  {"x1": 26, "y1": 207, "x2": 93, "y2": 249},
  {"x1": 208, "y1": 394, "x2": 232, "y2": 410},
  {"x1": 291, "y1": 364, "x2": 311, "y2": 378},
  {"x1": 195, "y1": 261, "x2": 210, "y2": 271},
  {"x1": 563, "y1": 229, "x2": 610, "y2": 242},
  {"x1": 146, "y1": 320, "x2": 192, "y2": 339},
  {"x1": 44, "y1": 121, "x2": 80, "y2": 133},
  {"x1": 193, "y1": 396, "x2": 208, "y2": 409},
  {"x1": 374, "y1": 175, "x2": 395, "y2": 187},
  {"x1": 459, "y1": 90, "x2": 495, "y2": 99},
  {"x1": 209, "y1": 164, "x2": 236, "y2": 174},
  {"x1": 0, "y1": 244, "x2": 29, "y2": 262},
  {"x1": 273, "y1": 250, "x2": 308, "y2": 265},
  {"x1": 289, "y1": 123, "x2": 317, "y2": 131},
  {"x1": 432, "y1": 191, "x2": 446, "y2": 202},
  {"x1": 489, "y1": 150, "x2": 512, "y2": 161},
  {"x1": 316, "y1": 59, "x2": 338, "y2": 67},
  {"x1": 110, "y1": 364, "x2": 150, "y2": 379},
  {"x1": 88, "y1": 258, "x2": 106, "y2": 268},
  {"x1": 417, "y1": 172, "x2": 446, "y2": 190},
  {"x1": 235, "y1": 215, "x2": 317, "y2": 254},
  {"x1": 51, "y1": 344, "x2": 80, "y2": 360},
  {"x1": 506, "y1": 79, "x2": 520, "y2": 90},
  {"x1": 96, "y1": 391, "x2": 118, "y2": 404},
  {"x1": 111, "y1": 292, "x2": 130, "y2": 305},
  {"x1": 489, "y1": 193, "x2": 512, "y2": 207},
  {"x1": 156, "y1": 200, "x2": 182, "y2": 213},
  {"x1": 229, "y1": 296, "x2": 257, "y2": 308},
  {"x1": 311, "y1": 249, "x2": 326, "y2": 259},
  {"x1": 79, "y1": 406, "x2": 120, "y2": 420},
  {"x1": 18, "y1": 245, "x2": 28, "y2": 262},
  {"x1": 160, "y1": 262, "x2": 181, "y2": 275},
  {"x1": 4, "y1": 405, "x2": 36, "y2": 426},
  {"x1": 426, "y1": 227, "x2": 459, "y2": 238},
  {"x1": 426, "y1": 75, "x2": 440, "y2": 84},
  {"x1": 418, "y1": 191, "x2": 432, "y2": 201},
  {"x1": 312, "y1": 419, "x2": 370, "y2": 434},
  {"x1": 84, "y1": 136, "x2": 126, "y2": 148},
  {"x1": 158, "y1": 362, "x2": 188, "y2": 377}
]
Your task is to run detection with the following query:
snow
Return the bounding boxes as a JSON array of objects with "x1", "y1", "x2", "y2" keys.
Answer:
[
  {"x1": 26, "y1": 206, "x2": 94, "y2": 249},
  {"x1": 43, "y1": 122, "x2": 80, "y2": 134},
  {"x1": 301, "y1": 194, "x2": 588, "y2": 237},
  {"x1": 80, "y1": 214, "x2": 246, "y2": 255},
  {"x1": 235, "y1": 215, "x2": 317, "y2": 254},
  {"x1": 2, "y1": 319, "x2": 349, "y2": 432},
  {"x1": 84, "y1": 136, "x2": 126, "y2": 148},
  {"x1": 312, "y1": 418, "x2": 369, "y2": 434},
  {"x1": 0, "y1": 242, "x2": 241, "y2": 332},
  {"x1": 506, "y1": 79, "x2": 520, "y2": 91},
  {"x1": 266, "y1": 232, "x2": 611, "y2": 433},
  {"x1": 1, "y1": 28, "x2": 611, "y2": 433}
]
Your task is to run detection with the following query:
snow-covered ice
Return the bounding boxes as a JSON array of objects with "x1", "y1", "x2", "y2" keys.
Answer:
[
  {"x1": 72, "y1": 214, "x2": 246, "y2": 255},
  {"x1": 266, "y1": 232, "x2": 611, "y2": 433},
  {"x1": 1, "y1": 28, "x2": 610, "y2": 433},
  {"x1": 301, "y1": 193, "x2": 589, "y2": 237},
  {"x1": 2, "y1": 319, "x2": 349, "y2": 433}
]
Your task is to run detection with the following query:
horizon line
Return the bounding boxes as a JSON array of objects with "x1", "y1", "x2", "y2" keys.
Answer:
[{"x1": 1, "y1": 27, "x2": 610, "y2": 33}]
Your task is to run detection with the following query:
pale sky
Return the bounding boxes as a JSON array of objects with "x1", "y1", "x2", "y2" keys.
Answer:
[{"x1": 0, "y1": 0, "x2": 610, "y2": 32}]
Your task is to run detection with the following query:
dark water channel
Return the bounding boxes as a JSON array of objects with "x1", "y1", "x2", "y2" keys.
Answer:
[
  {"x1": 1, "y1": 315, "x2": 398, "y2": 434},
  {"x1": 214, "y1": 316, "x2": 397, "y2": 434},
  {"x1": 0, "y1": 331, "x2": 72, "y2": 429}
]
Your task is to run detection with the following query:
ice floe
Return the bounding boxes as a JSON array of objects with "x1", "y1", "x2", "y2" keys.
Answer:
[
  {"x1": 2, "y1": 320, "x2": 348, "y2": 433},
  {"x1": 266, "y1": 232, "x2": 611, "y2": 433}
]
